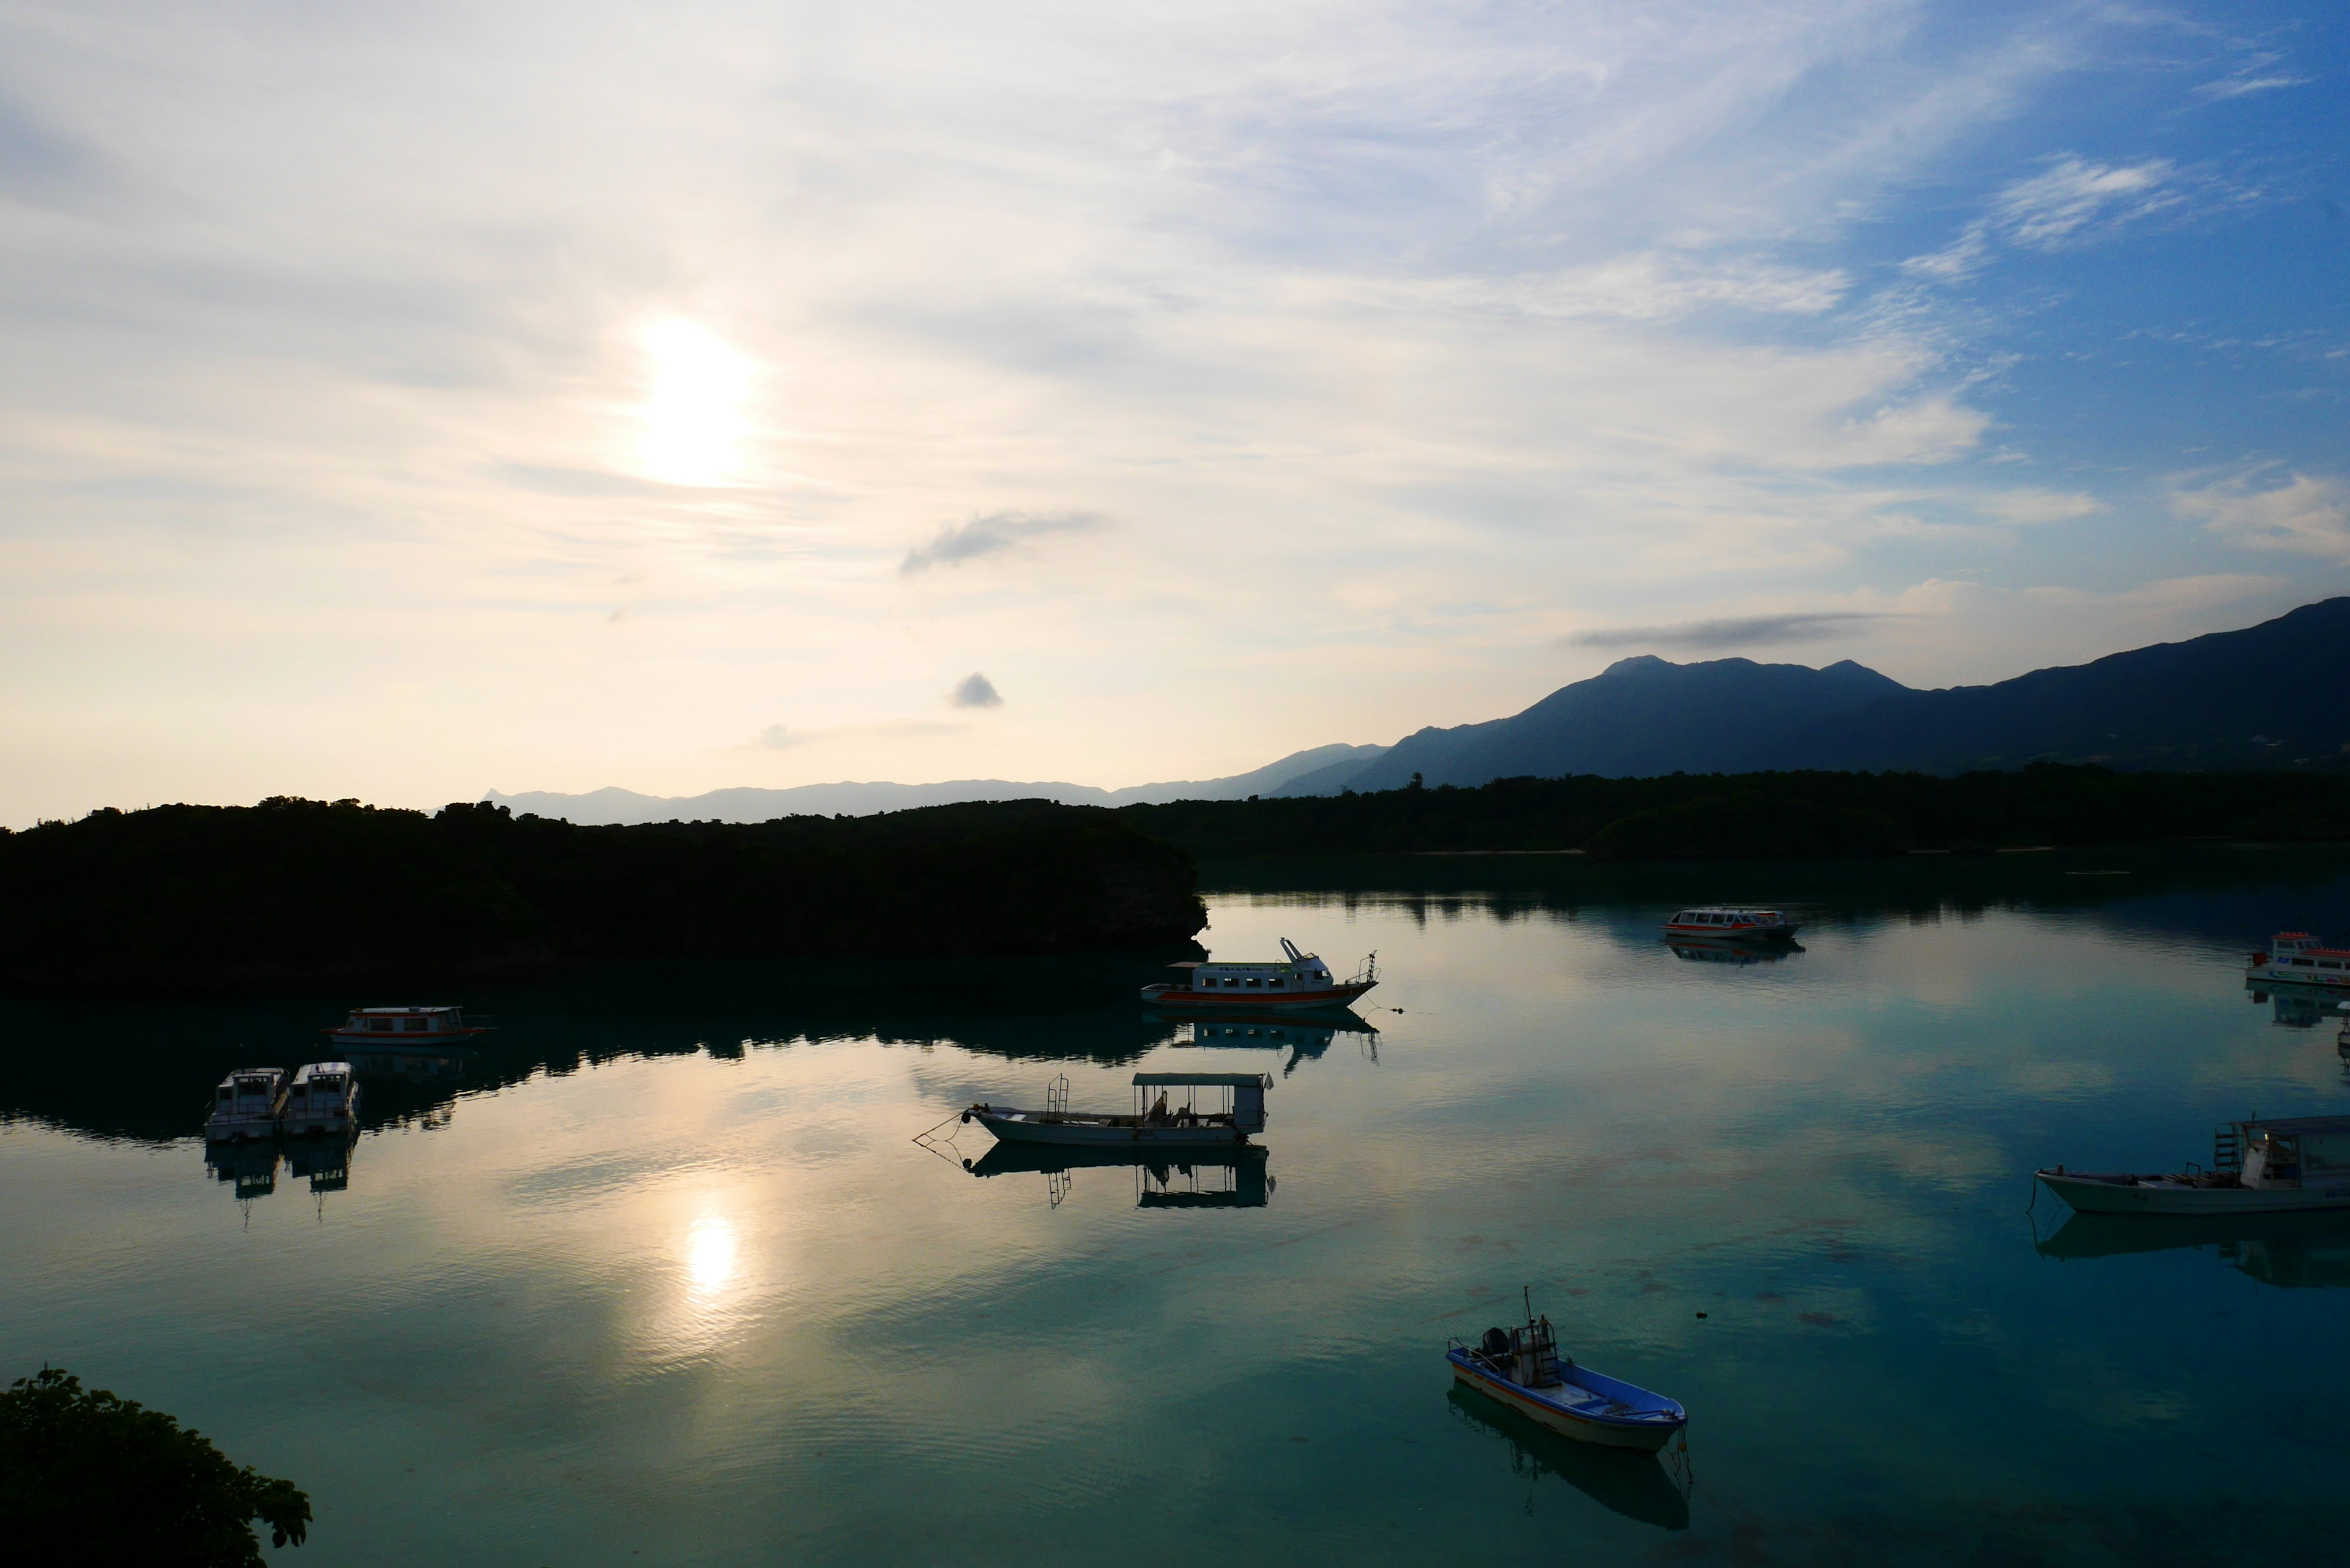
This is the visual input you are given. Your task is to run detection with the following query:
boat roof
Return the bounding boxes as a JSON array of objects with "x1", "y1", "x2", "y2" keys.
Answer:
[
  {"x1": 1133, "y1": 1071, "x2": 1274, "y2": 1088},
  {"x1": 351, "y1": 1005, "x2": 461, "y2": 1014},
  {"x1": 2246, "y1": 1114, "x2": 2350, "y2": 1136},
  {"x1": 294, "y1": 1061, "x2": 352, "y2": 1077}
]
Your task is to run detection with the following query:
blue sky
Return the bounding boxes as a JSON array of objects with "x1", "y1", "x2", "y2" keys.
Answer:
[{"x1": 0, "y1": 1, "x2": 2344, "y2": 820}]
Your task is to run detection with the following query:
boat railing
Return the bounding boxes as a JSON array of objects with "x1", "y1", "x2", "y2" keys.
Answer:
[{"x1": 1346, "y1": 951, "x2": 1378, "y2": 987}]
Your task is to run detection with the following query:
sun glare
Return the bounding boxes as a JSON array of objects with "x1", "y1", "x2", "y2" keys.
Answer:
[
  {"x1": 685, "y1": 1215, "x2": 739, "y2": 1297},
  {"x1": 638, "y1": 319, "x2": 755, "y2": 486}
]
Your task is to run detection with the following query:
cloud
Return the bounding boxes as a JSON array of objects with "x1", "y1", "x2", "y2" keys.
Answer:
[
  {"x1": 1901, "y1": 156, "x2": 2176, "y2": 280},
  {"x1": 900, "y1": 511, "x2": 1103, "y2": 576},
  {"x1": 2173, "y1": 471, "x2": 2350, "y2": 562},
  {"x1": 949, "y1": 672, "x2": 1004, "y2": 709},
  {"x1": 1979, "y1": 490, "x2": 2104, "y2": 526},
  {"x1": 1567, "y1": 611, "x2": 1893, "y2": 651},
  {"x1": 750, "y1": 723, "x2": 808, "y2": 749}
]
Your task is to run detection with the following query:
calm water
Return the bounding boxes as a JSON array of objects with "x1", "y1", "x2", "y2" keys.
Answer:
[{"x1": 8, "y1": 849, "x2": 2350, "y2": 1564}]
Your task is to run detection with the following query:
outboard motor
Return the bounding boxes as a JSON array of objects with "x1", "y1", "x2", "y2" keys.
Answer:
[{"x1": 1480, "y1": 1326, "x2": 1512, "y2": 1359}]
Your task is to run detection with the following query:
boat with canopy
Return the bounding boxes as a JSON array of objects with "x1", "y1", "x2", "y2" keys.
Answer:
[{"x1": 963, "y1": 1071, "x2": 1270, "y2": 1148}]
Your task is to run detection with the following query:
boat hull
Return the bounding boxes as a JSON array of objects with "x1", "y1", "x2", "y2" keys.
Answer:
[
  {"x1": 1446, "y1": 1352, "x2": 1685, "y2": 1453},
  {"x1": 972, "y1": 1108, "x2": 1251, "y2": 1148},
  {"x1": 2246, "y1": 964, "x2": 2350, "y2": 990},
  {"x1": 1662, "y1": 921, "x2": 1799, "y2": 941},
  {"x1": 1140, "y1": 984, "x2": 1375, "y2": 1012},
  {"x1": 204, "y1": 1114, "x2": 279, "y2": 1143},
  {"x1": 2037, "y1": 1169, "x2": 2350, "y2": 1215}
]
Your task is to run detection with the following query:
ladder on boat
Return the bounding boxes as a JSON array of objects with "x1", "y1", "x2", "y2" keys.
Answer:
[
  {"x1": 1045, "y1": 1074, "x2": 1070, "y2": 1122},
  {"x1": 2213, "y1": 1123, "x2": 2243, "y2": 1176}
]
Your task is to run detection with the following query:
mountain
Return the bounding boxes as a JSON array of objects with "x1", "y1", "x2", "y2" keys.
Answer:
[
  {"x1": 1300, "y1": 595, "x2": 2350, "y2": 791},
  {"x1": 1340, "y1": 655, "x2": 1909, "y2": 790},
  {"x1": 485, "y1": 742, "x2": 1390, "y2": 824}
]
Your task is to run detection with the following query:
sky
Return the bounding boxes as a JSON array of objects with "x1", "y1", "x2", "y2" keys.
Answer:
[{"x1": 1, "y1": 1, "x2": 2345, "y2": 823}]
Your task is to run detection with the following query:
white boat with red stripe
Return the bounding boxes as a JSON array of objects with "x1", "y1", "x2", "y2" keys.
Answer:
[
  {"x1": 1662, "y1": 906, "x2": 1799, "y2": 941},
  {"x1": 2248, "y1": 932, "x2": 2350, "y2": 991},
  {"x1": 1140, "y1": 938, "x2": 1376, "y2": 1012},
  {"x1": 327, "y1": 1005, "x2": 490, "y2": 1050}
]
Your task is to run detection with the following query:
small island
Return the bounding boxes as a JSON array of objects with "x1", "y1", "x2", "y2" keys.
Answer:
[{"x1": 0, "y1": 797, "x2": 1207, "y2": 995}]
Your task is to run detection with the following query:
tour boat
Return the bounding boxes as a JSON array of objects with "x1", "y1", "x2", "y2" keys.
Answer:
[
  {"x1": 2247, "y1": 933, "x2": 2350, "y2": 991},
  {"x1": 963, "y1": 1070, "x2": 1270, "y2": 1148},
  {"x1": 283, "y1": 1062, "x2": 360, "y2": 1137},
  {"x1": 1447, "y1": 1298, "x2": 1687, "y2": 1454},
  {"x1": 1662, "y1": 908, "x2": 1799, "y2": 941},
  {"x1": 2037, "y1": 1113, "x2": 2350, "y2": 1215},
  {"x1": 205, "y1": 1067, "x2": 286, "y2": 1143},
  {"x1": 326, "y1": 1005, "x2": 490, "y2": 1049},
  {"x1": 1140, "y1": 938, "x2": 1376, "y2": 1011}
]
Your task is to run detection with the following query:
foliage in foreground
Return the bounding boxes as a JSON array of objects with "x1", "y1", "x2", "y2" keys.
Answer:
[{"x1": 0, "y1": 1368, "x2": 310, "y2": 1567}]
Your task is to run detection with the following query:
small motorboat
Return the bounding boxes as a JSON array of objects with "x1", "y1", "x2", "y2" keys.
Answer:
[
  {"x1": 2038, "y1": 1113, "x2": 2350, "y2": 1215},
  {"x1": 1447, "y1": 1297, "x2": 1687, "y2": 1453},
  {"x1": 204, "y1": 1067, "x2": 287, "y2": 1143},
  {"x1": 283, "y1": 1062, "x2": 360, "y2": 1137},
  {"x1": 1662, "y1": 907, "x2": 1799, "y2": 941},
  {"x1": 964, "y1": 1070, "x2": 1270, "y2": 1148}
]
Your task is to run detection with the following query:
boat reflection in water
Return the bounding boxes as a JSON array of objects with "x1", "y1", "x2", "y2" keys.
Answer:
[
  {"x1": 1667, "y1": 935, "x2": 1804, "y2": 967},
  {"x1": 1160, "y1": 1010, "x2": 1381, "y2": 1073},
  {"x1": 1444, "y1": 1386, "x2": 1690, "y2": 1531},
  {"x1": 282, "y1": 1133, "x2": 354, "y2": 1195},
  {"x1": 204, "y1": 1141, "x2": 280, "y2": 1201},
  {"x1": 2037, "y1": 1209, "x2": 2350, "y2": 1290},
  {"x1": 343, "y1": 1046, "x2": 477, "y2": 1082},
  {"x1": 963, "y1": 1141, "x2": 1272, "y2": 1211},
  {"x1": 2244, "y1": 984, "x2": 2350, "y2": 1031}
]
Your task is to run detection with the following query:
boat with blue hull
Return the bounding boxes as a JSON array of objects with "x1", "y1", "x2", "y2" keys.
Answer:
[{"x1": 1447, "y1": 1301, "x2": 1687, "y2": 1453}]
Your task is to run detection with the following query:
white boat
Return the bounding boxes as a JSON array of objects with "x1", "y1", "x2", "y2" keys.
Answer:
[
  {"x1": 964, "y1": 1071, "x2": 1270, "y2": 1148},
  {"x1": 283, "y1": 1062, "x2": 360, "y2": 1137},
  {"x1": 2247, "y1": 931, "x2": 2350, "y2": 991},
  {"x1": 1140, "y1": 939, "x2": 1376, "y2": 1012},
  {"x1": 204, "y1": 1067, "x2": 286, "y2": 1143},
  {"x1": 1662, "y1": 907, "x2": 1799, "y2": 941},
  {"x1": 1447, "y1": 1299, "x2": 1687, "y2": 1454},
  {"x1": 2038, "y1": 1113, "x2": 2350, "y2": 1215},
  {"x1": 326, "y1": 1005, "x2": 490, "y2": 1050}
]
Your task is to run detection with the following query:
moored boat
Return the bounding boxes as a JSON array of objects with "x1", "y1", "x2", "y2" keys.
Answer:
[
  {"x1": 965, "y1": 1070, "x2": 1270, "y2": 1148},
  {"x1": 204, "y1": 1067, "x2": 286, "y2": 1143},
  {"x1": 326, "y1": 1005, "x2": 490, "y2": 1050},
  {"x1": 1447, "y1": 1298, "x2": 1687, "y2": 1454},
  {"x1": 2037, "y1": 1113, "x2": 2350, "y2": 1215},
  {"x1": 2247, "y1": 932, "x2": 2350, "y2": 991},
  {"x1": 1141, "y1": 938, "x2": 1375, "y2": 1012},
  {"x1": 1662, "y1": 907, "x2": 1799, "y2": 941},
  {"x1": 283, "y1": 1062, "x2": 360, "y2": 1137}
]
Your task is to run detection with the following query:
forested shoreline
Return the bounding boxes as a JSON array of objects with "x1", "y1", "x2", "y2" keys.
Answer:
[
  {"x1": 1117, "y1": 765, "x2": 2350, "y2": 859},
  {"x1": 0, "y1": 797, "x2": 1206, "y2": 994}
]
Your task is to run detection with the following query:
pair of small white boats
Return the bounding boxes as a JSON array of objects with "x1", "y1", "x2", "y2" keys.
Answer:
[{"x1": 204, "y1": 1063, "x2": 360, "y2": 1142}]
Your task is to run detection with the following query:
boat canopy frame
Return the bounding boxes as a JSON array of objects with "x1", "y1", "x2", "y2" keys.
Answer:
[{"x1": 1130, "y1": 1070, "x2": 1271, "y2": 1130}]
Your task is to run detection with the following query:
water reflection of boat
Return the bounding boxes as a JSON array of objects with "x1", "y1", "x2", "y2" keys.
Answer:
[
  {"x1": 2037, "y1": 1209, "x2": 2350, "y2": 1289},
  {"x1": 204, "y1": 1141, "x2": 280, "y2": 1200},
  {"x1": 1667, "y1": 936, "x2": 1804, "y2": 966},
  {"x1": 343, "y1": 1047, "x2": 476, "y2": 1082},
  {"x1": 1161, "y1": 1010, "x2": 1380, "y2": 1073},
  {"x1": 968, "y1": 1071, "x2": 1270, "y2": 1148},
  {"x1": 964, "y1": 1141, "x2": 1272, "y2": 1209},
  {"x1": 281, "y1": 1135, "x2": 353, "y2": 1195},
  {"x1": 1445, "y1": 1386, "x2": 1689, "y2": 1531},
  {"x1": 2244, "y1": 983, "x2": 2350, "y2": 1029}
]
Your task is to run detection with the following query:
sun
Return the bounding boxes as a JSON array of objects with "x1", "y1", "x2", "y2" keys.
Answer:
[{"x1": 637, "y1": 319, "x2": 755, "y2": 486}]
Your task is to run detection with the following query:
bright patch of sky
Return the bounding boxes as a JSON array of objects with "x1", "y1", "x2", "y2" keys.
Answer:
[{"x1": 0, "y1": 1, "x2": 2343, "y2": 819}]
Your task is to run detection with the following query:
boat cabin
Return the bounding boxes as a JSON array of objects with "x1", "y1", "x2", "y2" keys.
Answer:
[
  {"x1": 2222, "y1": 1114, "x2": 2350, "y2": 1189},
  {"x1": 1132, "y1": 1071, "x2": 1271, "y2": 1133},
  {"x1": 2261, "y1": 932, "x2": 2350, "y2": 975},
  {"x1": 1667, "y1": 908, "x2": 1789, "y2": 930},
  {"x1": 1176, "y1": 938, "x2": 1354, "y2": 995},
  {"x1": 332, "y1": 1006, "x2": 480, "y2": 1039}
]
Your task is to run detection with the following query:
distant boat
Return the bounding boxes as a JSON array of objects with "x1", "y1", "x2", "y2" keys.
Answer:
[
  {"x1": 2248, "y1": 933, "x2": 2350, "y2": 991},
  {"x1": 326, "y1": 1006, "x2": 491, "y2": 1050},
  {"x1": 283, "y1": 1062, "x2": 360, "y2": 1138},
  {"x1": 2038, "y1": 1113, "x2": 2350, "y2": 1215},
  {"x1": 1662, "y1": 908, "x2": 1799, "y2": 941},
  {"x1": 1141, "y1": 938, "x2": 1376, "y2": 1012},
  {"x1": 964, "y1": 1070, "x2": 1270, "y2": 1148},
  {"x1": 1447, "y1": 1297, "x2": 1687, "y2": 1453},
  {"x1": 204, "y1": 1067, "x2": 286, "y2": 1143}
]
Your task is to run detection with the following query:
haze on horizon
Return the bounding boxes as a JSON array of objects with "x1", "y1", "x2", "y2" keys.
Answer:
[{"x1": 2, "y1": 1, "x2": 2344, "y2": 827}]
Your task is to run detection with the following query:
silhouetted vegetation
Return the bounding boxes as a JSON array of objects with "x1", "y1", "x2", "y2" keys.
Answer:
[
  {"x1": 1, "y1": 1368, "x2": 310, "y2": 1566},
  {"x1": 1121, "y1": 765, "x2": 2350, "y2": 859},
  {"x1": 0, "y1": 797, "x2": 1205, "y2": 993}
]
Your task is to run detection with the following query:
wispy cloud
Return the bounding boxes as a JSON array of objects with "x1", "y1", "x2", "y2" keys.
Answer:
[
  {"x1": 1902, "y1": 155, "x2": 2178, "y2": 281},
  {"x1": 2195, "y1": 54, "x2": 2310, "y2": 101},
  {"x1": 950, "y1": 672, "x2": 1004, "y2": 709},
  {"x1": 1979, "y1": 489, "x2": 2105, "y2": 526},
  {"x1": 2173, "y1": 470, "x2": 2350, "y2": 562},
  {"x1": 1567, "y1": 611, "x2": 1894, "y2": 651},
  {"x1": 900, "y1": 512, "x2": 1102, "y2": 576}
]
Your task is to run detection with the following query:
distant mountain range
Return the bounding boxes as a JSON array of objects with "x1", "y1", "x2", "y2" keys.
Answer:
[{"x1": 491, "y1": 597, "x2": 2350, "y2": 823}]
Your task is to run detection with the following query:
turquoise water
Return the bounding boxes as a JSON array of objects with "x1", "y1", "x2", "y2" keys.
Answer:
[{"x1": 7, "y1": 850, "x2": 2350, "y2": 1564}]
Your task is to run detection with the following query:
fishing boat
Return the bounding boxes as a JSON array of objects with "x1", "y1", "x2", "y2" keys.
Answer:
[
  {"x1": 283, "y1": 1062, "x2": 360, "y2": 1137},
  {"x1": 2037, "y1": 1113, "x2": 2350, "y2": 1215},
  {"x1": 325, "y1": 1005, "x2": 490, "y2": 1050},
  {"x1": 2247, "y1": 932, "x2": 2350, "y2": 991},
  {"x1": 1447, "y1": 1296, "x2": 1688, "y2": 1453},
  {"x1": 963, "y1": 1070, "x2": 1270, "y2": 1147},
  {"x1": 1140, "y1": 939, "x2": 1376, "y2": 1012},
  {"x1": 204, "y1": 1067, "x2": 286, "y2": 1143},
  {"x1": 1662, "y1": 908, "x2": 1799, "y2": 941}
]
